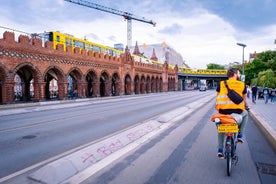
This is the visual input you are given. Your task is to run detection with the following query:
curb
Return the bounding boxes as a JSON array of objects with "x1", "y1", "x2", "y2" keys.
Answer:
[{"x1": 249, "y1": 109, "x2": 276, "y2": 152}]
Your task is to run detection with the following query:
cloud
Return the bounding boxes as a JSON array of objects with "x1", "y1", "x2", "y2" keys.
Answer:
[
  {"x1": 158, "y1": 23, "x2": 183, "y2": 35},
  {"x1": 0, "y1": 0, "x2": 275, "y2": 69}
]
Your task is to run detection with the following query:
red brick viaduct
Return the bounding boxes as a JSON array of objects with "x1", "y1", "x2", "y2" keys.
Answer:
[{"x1": 0, "y1": 31, "x2": 178, "y2": 104}]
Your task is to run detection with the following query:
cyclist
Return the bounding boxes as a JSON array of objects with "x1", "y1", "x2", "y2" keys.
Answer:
[{"x1": 215, "y1": 68, "x2": 249, "y2": 158}]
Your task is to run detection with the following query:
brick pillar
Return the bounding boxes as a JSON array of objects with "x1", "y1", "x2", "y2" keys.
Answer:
[
  {"x1": 39, "y1": 82, "x2": 46, "y2": 101},
  {"x1": 5, "y1": 82, "x2": 15, "y2": 103},
  {"x1": 78, "y1": 81, "x2": 86, "y2": 98},
  {"x1": 58, "y1": 82, "x2": 68, "y2": 100},
  {"x1": 93, "y1": 81, "x2": 99, "y2": 97}
]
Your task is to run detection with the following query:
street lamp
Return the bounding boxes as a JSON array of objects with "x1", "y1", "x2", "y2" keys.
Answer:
[{"x1": 236, "y1": 43, "x2": 246, "y2": 80}]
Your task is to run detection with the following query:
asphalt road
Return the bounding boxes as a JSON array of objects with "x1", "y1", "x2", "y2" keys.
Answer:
[
  {"x1": 0, "y1": 91, "x2": 209, "y2": 179},
  {"x1": 0, "y1": 91, "x2": 275, "y2": 183},
  {"x1": 82, "y1": 96, "x2": 276, "y2": 184}
]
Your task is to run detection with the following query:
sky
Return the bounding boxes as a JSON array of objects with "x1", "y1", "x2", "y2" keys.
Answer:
[{"x1": 0, "y1": 0, "x2": 275, "y2": 68}]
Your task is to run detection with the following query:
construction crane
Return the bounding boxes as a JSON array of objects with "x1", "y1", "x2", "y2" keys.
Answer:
[{"x1": 64, "y1": 0, "x2": 156, "y2": 48}]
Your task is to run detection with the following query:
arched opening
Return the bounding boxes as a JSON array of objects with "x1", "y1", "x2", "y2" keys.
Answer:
[
  {"x1": 68, "y1": 69, "x2": 82, "y2": 98},
  {"x1": 125, "y1": 74, "x2": 131, "y2": 95},
  {"x1": 140, "y1": 76, "x2": 145, "y2": 94},
  {"x1": 86, "y1": 71, "x2": 97, "y2": 97},
  {"x1": 151, "y1": 76, "x2": 155, "y2": 93},
  {"x1": 100, "y1": 72, "x2": 109, "y2": 97},
  {"x1": 111, "y1": 73, "x2": 120, "y2": 96},
  {"x1": 156, "y1": 77, "x2": 159, "y2": 92},
  {"x1": 159, "y1": 77, "x2": 163, "y2": 92},
  {"x1": 14, "y1": 65, "x2": 36, "y2": 102},
  {"x1": 146, "y1": 76, "x2": 151, "y2": 93},
  {"x1": 134, "y1": 75, "x2": 140, "y2": 94},
  {"x1": 44, "y1": 67, "x2": 64, "y2": 100}
]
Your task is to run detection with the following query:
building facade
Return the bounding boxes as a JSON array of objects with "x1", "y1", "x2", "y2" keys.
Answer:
[{"x1": 0, "y1": 32, "x2": 178, "y2": 104}]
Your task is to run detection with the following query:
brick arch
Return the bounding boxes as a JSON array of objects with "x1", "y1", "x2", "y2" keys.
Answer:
[
  {"x1": 146, "y1": 75, "x2": 151, "y2": 93},
  {"x1": 156, "y1": 76, "x2": 160, "y2": 92},
  {"x1": 85, "y1": 69, "x2": 98, "y2": 97},
  {"x1": 13, "y1": 62, "x2": 43, "y2": 102},
  {"x1": 124, "y1": 74, "x2": 132, "y2": 95},
  {"x1": 168, "y1": 77, "x2": 172, "y2": 91},
  {"x1": 159, "y1": 76, "x2": 163, "y2": 92},
  {"x1": 134, "y1": 74, "x2": 140, "y2": 94},
  {"x1": 100, "y1": 70, "x2": 110, "y2": 97},
  {"x1": 171, "y1": 77, "x2": 176, "y2": 91},
  {"x1": 111, "y1": 72, "x2": 121, "y2": 96},
  {"x1": 68, "y1": 67, "x2": 84, "y2": 98},
  {"x1": 151, "y1": 76, "x2": 156, "y2": 93},
  {"x1": 43, "y1": 65, "x2": 65, "y2": 100}
]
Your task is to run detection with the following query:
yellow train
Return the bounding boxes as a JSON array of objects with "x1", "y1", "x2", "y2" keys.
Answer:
[
  {"x1": 44, "y1": 31, "x2": 124, "y2": 57},
  {"x1": 43, "y1": 31, "x2": 166, "y2": 67},
  {"x1": 179, "y1": 67, "x2": 227, "y2": 75}
]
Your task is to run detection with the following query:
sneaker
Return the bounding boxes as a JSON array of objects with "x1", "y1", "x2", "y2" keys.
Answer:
[
  {"x1": 237, "y1": 133, "x2": 244, "y2": 143},
  {"x1": 217, "y1": 148, "x2": 224, "y2": 158}
]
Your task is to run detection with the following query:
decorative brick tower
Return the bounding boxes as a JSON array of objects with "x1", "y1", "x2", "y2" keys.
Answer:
[
  {"x1": 132, "y1": 41, "x2": 141, "y2": 56},
  {"x1": 150, "y1": 48, "x2": 158, "y2": 61}
]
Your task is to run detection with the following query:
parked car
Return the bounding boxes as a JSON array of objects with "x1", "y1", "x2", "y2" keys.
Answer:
[{"x1": 199, "y1": 86, "x2": 207, "y2": 91}]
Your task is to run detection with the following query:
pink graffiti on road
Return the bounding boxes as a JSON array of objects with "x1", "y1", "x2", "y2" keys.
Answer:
[
  {"x1": 81, "y1": 153, "x2": 96, "y2": 164},
  {"x1": 97, "y1": 139, "x2": 123, "y2": 156},
  {"x1": 81, "y1": 140, "x2": 123, "y2": 164},
  {"x1": 127, "y1": 123, "x2": 154, "y2": 141},
  {"x1": 80, "y1": 123, "x2": 156, "y2": 165}
]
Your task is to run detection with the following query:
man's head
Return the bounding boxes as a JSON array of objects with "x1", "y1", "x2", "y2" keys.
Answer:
[{"x1": 227, "y1": 68, "x2": 241, "y2": 80}]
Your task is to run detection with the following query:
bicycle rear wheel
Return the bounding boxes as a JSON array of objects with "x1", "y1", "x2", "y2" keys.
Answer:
[
  {"x1": 226, "y1": 153, "x2": 232, "y2": 176},
  {"x1": 225, "y1": 136, "x2": 232, "y2": 176}
]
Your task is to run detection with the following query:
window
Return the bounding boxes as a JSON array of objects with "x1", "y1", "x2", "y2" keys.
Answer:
[
  {"x1": 73, "y1": 40, "x2": 84, "y2": 49},
  {"x1": 92, "y1": 45, "x2": 101, "y2": 53},
  {"x1": 66, "y1": 38, "x2": 72, "y2": 47},
  {"x1": 56, "y1": 35, "x2": 60, "y2": 42}
]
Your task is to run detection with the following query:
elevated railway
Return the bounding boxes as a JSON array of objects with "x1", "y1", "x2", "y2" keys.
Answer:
[{"x1": 178, "y1": 67, "x2": 227, "y2": 90}]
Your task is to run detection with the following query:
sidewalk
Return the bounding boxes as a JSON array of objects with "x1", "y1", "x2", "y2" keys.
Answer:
[{"x1": 248, "y1": 97, "x2": 276, "y2": 151}]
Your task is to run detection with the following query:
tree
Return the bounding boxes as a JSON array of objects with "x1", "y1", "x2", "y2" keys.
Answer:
[
  {"x1": 207, "y1": 63, "x2": 225, "y2": 69},
  {"x1": 245, "y1": 50, "x2": 276, "y2": 86},
  {"x1": 256, "y1": 69, "x2": 276, "y2": 88}
]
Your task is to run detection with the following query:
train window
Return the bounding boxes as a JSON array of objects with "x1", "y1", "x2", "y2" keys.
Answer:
[
  {"x1": 66, "y1": 38, "x2": 72, "y2": 47},
  {"x1": 85, "y1": 43, "x2": 91, "y2": 50},
  {"x1": 56, "y1": 35, "x2": 60, "y2": 42},
  {"x1": 102, "y1": 48, "x2": 107, "y2": 54},
  {"x1": 73, "y1": 40, "x2": 84, "y2": 48},
  {"x1": 92, "y1": 45, "x2": 101, "y2": 53}
]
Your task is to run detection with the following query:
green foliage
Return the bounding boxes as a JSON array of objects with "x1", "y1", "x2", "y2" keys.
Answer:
[
  {"x1": 207, "y1": 63, "x2": 225, "y2": 69},
  {"x1": 245, "y1": 50, "x2": 276, "y2": 88},
  {"x1": 254, "y1": 69, "x2": 276, "y2": 88}
]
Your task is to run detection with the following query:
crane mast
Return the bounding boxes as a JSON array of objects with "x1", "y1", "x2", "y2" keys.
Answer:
[{"x1": 64, "y1": 0, "x2": 156, "y2": 47}]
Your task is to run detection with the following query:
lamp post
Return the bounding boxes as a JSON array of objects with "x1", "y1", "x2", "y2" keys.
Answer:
[{"x1": 237, "y1": 43, "x2": 246, "y2": 81}]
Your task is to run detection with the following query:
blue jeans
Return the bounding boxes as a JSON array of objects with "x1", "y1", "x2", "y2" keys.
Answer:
[
  {"x1": 271, "y1": 96, "x2": 275, "y2": 103},
  {"x1": 264, "y1": 94, "x2": 269, "y2": 104},
  {"x1": 217, "y1": 110, "x2": 248, "y2": 149}
]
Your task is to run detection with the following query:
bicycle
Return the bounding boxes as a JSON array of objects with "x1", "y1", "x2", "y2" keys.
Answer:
[{"x1": 215, "y1": 117, "x2": 239, "y2": 176}]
